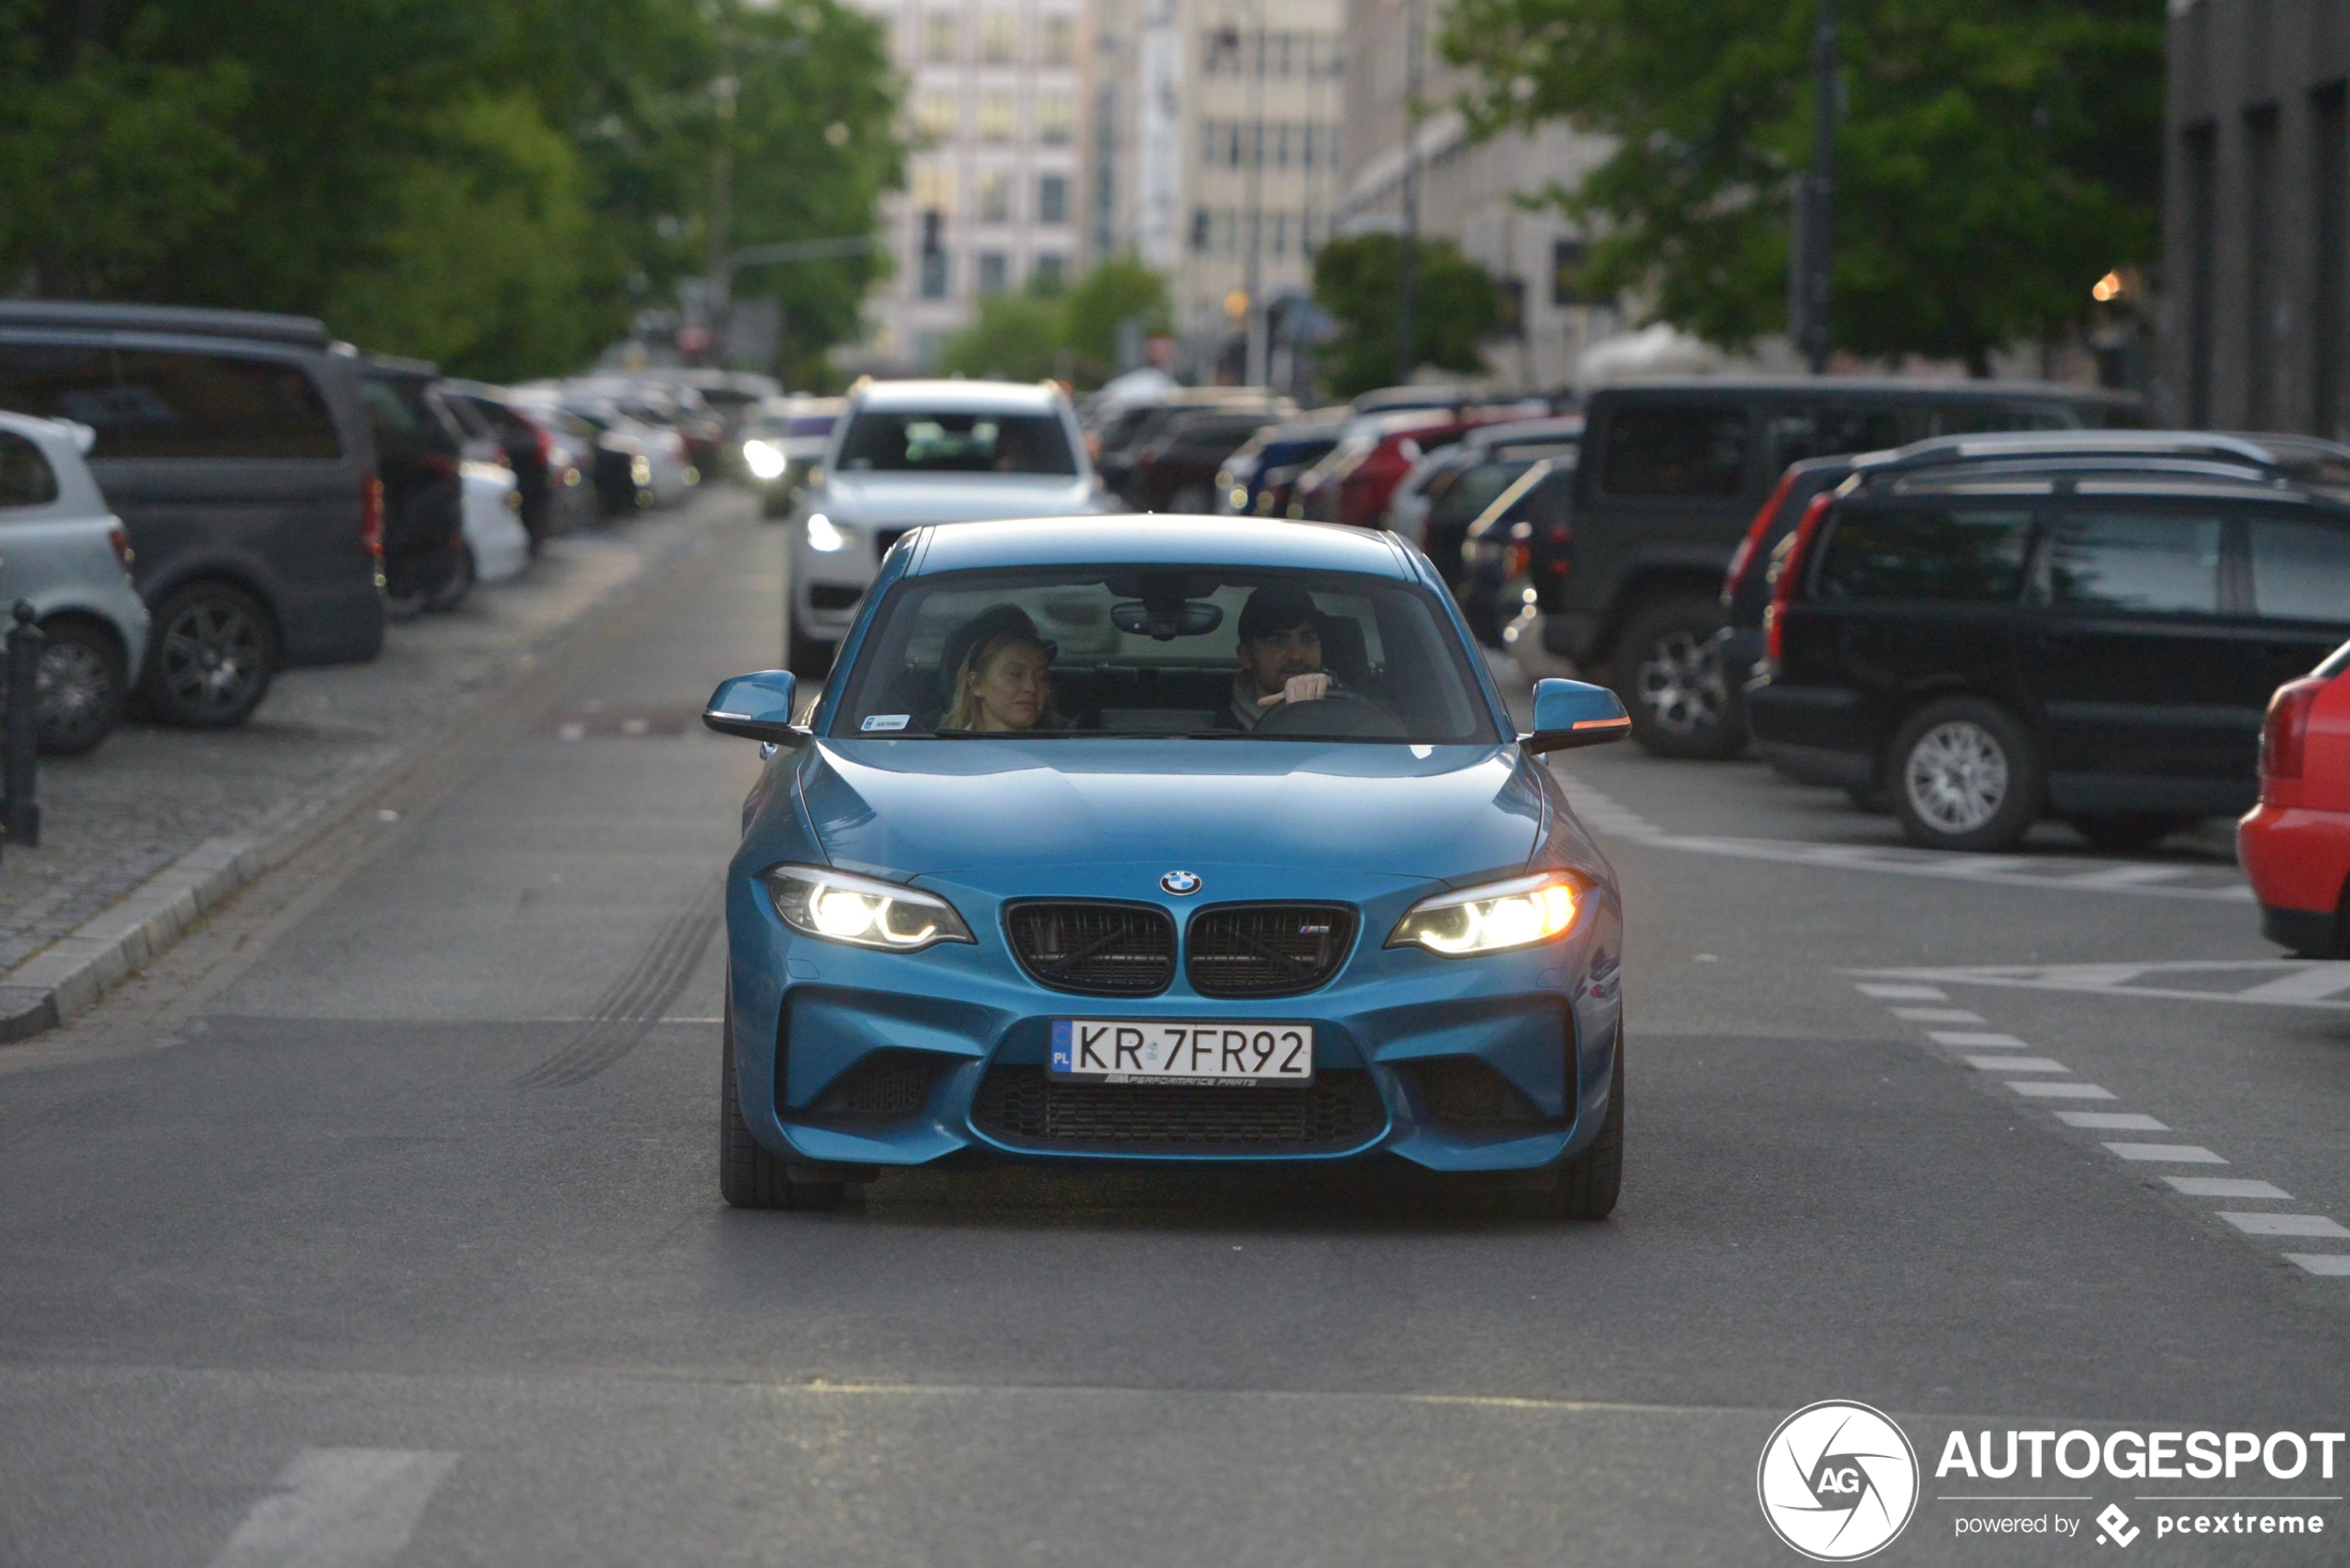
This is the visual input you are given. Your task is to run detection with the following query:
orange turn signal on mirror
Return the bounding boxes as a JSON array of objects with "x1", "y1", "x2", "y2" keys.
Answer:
[{"x1": 1573, "y1": 717, "x2": 1630, "y2": 731}]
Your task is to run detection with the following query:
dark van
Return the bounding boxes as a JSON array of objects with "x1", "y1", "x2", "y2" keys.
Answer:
[
  {"x1": 0, "y1": 302, "x2": 383, "y2": 726},
  {"x1": 1538, "y1": 377, "x2": 2144, "y2": 758},
  {"x1": 1746, "y1": 457, "x2": 2350, "y2": 852}
]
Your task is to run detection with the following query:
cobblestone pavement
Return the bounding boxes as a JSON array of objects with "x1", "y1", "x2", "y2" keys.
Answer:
[{"x1": 0, "y1": 490, "x2": 751, "y2": 975}]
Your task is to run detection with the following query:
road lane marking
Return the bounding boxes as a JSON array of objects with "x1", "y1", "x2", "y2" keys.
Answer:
[
  {"x1": 1856, "y1": 983, "x2": 1948, "y2": 1000},
  {"x1": 2166, "y1": 1178, "x2": 2294, "y2": 1199},
  {"x1": 1892, "y1": 1006, "x2": 1985, "y2": 1022},
  {"x1": 2286, "y1": 1255, "x2": 2350, "y2": 1276},
  {"x1": 2104, "y1": 1143, "x2": 2227, "y2": 1163},
  {"x1": 2061, "y1": 864, "x2": 2193, "y2": 887},
  {"x1": 2234, "y1": 964, "x2": 2350, "y2": 1002},
  {"x1": 2221, "y1": 1214, "x2": 2350, "y2": 1238},
  {"x1": 2056, "y1": 1112, "x2": 2170, "y2": 1130},
  {"x1": 1931, "y1": 1031, "x2": 2033, "y2": 1049},
  {"x1": 1966, "y1": 1056, "x2": 2071, "y2": 1073},
  {"x1": 1852, "y1": 961, "x2": 2350, "y2": 1012},
  {"x1": 207, "y1": 1449, "x2": 457, "y2": 1568},
  {"x1": 2009, "y1": 1081, "x2": 2117, "y2": 1099}
]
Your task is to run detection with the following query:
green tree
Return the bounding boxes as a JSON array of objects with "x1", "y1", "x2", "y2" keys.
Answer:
[
  {"x1": 1311, "y1": 234, "x2": 1502, "y2": 399},
  {"x1": 938, "y1": 290, "x2": 1070, "y2": 382},
  {"x1": 1440, "y1": 0, "x2": 2162, "y2": 371},
  {"x1": 1060, "y1": 255, "x2": 1172, "y2": 385}
]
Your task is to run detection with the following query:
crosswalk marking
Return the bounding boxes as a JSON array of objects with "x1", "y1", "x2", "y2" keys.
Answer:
[
  {"x1": 2166, "y1": 1178, "x2": 2294, "y2": 1199},
  {"x1": 208, "y1": 1449, "x2": 458, "y2": 1568},
  {"x1": 2056, "y1": 1112, "x2": 2170, "y2": 1131},
  {"x1": 1967, "y1": 1056, "x2": 2071, "y2": 1072},
  {"x1": 2221, "y1": 1214, "x2": 2350, "y2": 1239},
  {"x1": 2286, "y1": 1254, "x2": 2350, "y2": 1276},
  {"x1": 1931, "y1": 1031, "x2": 2032, "y2": 1048},
  {"x1": 2010, "y1": 1081, "x2": 2116, "y2": 1099},
  {"x1": 2105, "y1": 1143, "x2": 2227, "y2": 1164},
  {"x1": 2235, "y1": 964, "x2": 2350, "y2": 1002}
]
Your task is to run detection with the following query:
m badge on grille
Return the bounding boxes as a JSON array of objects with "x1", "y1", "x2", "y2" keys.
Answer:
[{"x1": 1159, "y1": 870, "x2": 1202, "y2": 895}]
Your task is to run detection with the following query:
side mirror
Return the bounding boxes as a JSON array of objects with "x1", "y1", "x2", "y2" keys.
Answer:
[
  {"x1": 1522, "y1": 678, "x2": 1630, "y2": 755},
  {"x1": 703, "y1": 670, "x2": 808, "y2": 745}
]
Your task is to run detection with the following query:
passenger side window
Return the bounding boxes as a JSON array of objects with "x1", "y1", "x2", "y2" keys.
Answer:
[
  {"x1": 1765, "y1": 405, "x2": 1907, "y2": 471},
  {"x1": 1926, "y1": 402, "x2": 2075, "y2": 436},
  {"x1": 0, "y1": 432, "x2": 60, "y2": 508},
  {"x1": 1814, "y1": 508, "x2": 2033, "y2": 602},
  {"x1": 2044, "y1": 512, "x2": 2223, "y2": 615},
  {"x1": 2246, "y1": 517, "x2": 2350, "y2": 623},
  {"x1": 0, "y1": 341, "x2": 117, "y2": 430},
  {"x1": 1600, "y1": 405, "x2": 1748, "y2": 497},
  {"x1": 102, "y1": 351, "x2": 341, "y2": 460}
]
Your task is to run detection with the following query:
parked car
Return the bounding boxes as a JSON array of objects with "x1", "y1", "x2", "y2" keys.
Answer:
[
  {"x1": 1119, "y1": 407, "x2": 1285, "y2": 512},
  {"x1": 460, "y1": 450, "x2": 532, "y2": 586},
  {"x1": 0, "y1": 412, "x2": 148, "y2": 753},
  {"x1": 360, "y1": 359, "x2": 472, "y2": 617},
  {"x1": 445, "y1": 381, "x2": 582, "y2": 549},
  {"x1": 1292, "y1": 403, "x2": 1549, "y2": 528},
  {"x1": 1401, "y1": 414, "x2": 1584, "y2": 575},
  {"x1": 1534, "y1": 377, "x2": 2146, "y2": 759},
  {"x1": 1091, "y1": 389, "x2": 1289, "y2": 475},
  {"x1": 2241, "y1": 637, "x2": 2350, "y2": 957},
  {"x1": 1745, "y1": 454, "x2": 2350, "y2": 852},
  {"x1": 0, "y1": 302, "x2": 385, "y2": 727},
  {"x1": 1212, "y1": 414, "x2": 1345, "y2": 517},
  {"x1": 701, "y1": 514, "x2": 1631, "y2": 1215},
  {"x1": 785, "y1": 378, "x2": 1110, "y2": 675},
  {"x1": 1460, "y1": 457, "x2": 1578, "y2": 648},
  {"x1": 742, "y1": 396, "x2": 841, "y2": 516}
]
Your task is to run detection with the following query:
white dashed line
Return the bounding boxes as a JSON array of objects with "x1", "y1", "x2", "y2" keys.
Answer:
[
  {"x1": 2167, "y1": 1178, "x2": 2294, "y2": 1200},
  {"x1": 1930, "y1": 1031, "x2": 2033, "y2": 1049},
  {"x1": 2104, "y1": 1143, "x2": 2228, "y2": 1163},
  {"x1": 207, "y1": 1449, "x2": 458, "y2": 1568},
  {"x1": 2056, "y1": 1112, "x2": 2170, "y2": 1131},
  {"x1": 1857, "y1": 983, "x2": 1948, "y2": 1001},
  {"x1": 2009, "y1": 1081, "x2": 2118, "y2": 1099},
  {"x1": 2222, "y1": 1214, "x2": 2350, "y2": 1239},
  {"x1": 1892, "y1": 1007, "x2": 1985, "y2": 1023},
  {"x1": 1966, "y1": 1056, "x2": 2072, "y2": 1073},
  {"x1": 2286, "y1": 1255, "x2": 2350, "y2": 1276},
  {"x1": 1852, "y1": 961, "x2": 2350, "y2": 1012}
]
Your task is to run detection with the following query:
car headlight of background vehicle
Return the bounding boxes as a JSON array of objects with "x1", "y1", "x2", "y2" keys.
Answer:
[
  {"x1": 743, "y1": 438, "x2": 787, "y2": 480},
  {"x1": 805, "y1": 512, "x2": 847, "y2": 552},
  {"x1": 763, "y1": 866, "x2": 973, "y2": 952},
  {"x1": 1388, "y1": 871, "x2": 1581, "y2": 957}
]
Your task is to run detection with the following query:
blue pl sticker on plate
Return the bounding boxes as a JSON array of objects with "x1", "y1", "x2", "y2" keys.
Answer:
[
  {"x1": 860, "y1": 713, "x2": 909, "y2": 732},
  {"x1": 1049, "y1": 1019, "x2": 1073, "y2": 1073}
]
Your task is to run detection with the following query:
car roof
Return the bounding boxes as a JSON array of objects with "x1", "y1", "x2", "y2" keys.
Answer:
[
  {"x1": 852, "y1": 378, "x2": 1067, "y2": 413},
  {"x1": 1465, "y1": 414, "x2": 1586, "y2": 448},
  {"x1": 0, "y1": 300, "x2": 332, "y2": 347},
  {"x1": 1590, "y1": 376, "x2": 2138, "y2": 404},
  {"x1": 1871, "y1": 468, "x2": 2342, "y2": 507},
  {"x1": 908, "y1": 515, "x2": 1416, "y2": 578}
]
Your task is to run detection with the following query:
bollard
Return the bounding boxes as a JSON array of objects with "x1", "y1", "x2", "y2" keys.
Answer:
[{"x1": 4, "y1": 600, "x2": 40, "y2": 847}]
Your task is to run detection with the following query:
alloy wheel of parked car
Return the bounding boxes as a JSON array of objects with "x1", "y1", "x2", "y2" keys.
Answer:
[
  {"x1": 1614, "y1": 599, "x2": 1745, "y2": 759},
  {"x1": 31, "y1": 621, "x2": 128, "y2": 756},
  {"x1": 1887, "y1": 698, "x2": 2043, "y2": 853},
  {"x1": 142, "y1": 583, "x2": 278, "y2": 728}
]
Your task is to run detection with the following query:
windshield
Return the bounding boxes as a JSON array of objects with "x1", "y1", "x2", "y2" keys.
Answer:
[
  {"x1": 835, "y1": 410, "x2": 1077, "y2": 475},
  {"x1": 833, "y1": 565, "x2": 1499, "y2": 744}
]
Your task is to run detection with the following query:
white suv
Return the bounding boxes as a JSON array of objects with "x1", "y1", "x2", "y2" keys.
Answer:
[{"x1": 786, "y1": 379, "x2": 1107, "y2": 673}]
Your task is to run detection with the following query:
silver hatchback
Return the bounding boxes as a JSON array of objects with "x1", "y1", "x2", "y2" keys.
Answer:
[{"x1": 0, "y1": 412, "x2": 150, "y2": 754}]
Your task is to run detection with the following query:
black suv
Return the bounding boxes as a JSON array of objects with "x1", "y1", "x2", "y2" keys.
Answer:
[
  {"x1": 1746, "y1": 448, "x2": 2350, "y2": 852},
  {"x1": 0, "y1": 302, "x2": 385, "y2": 726},
  {"x1": 1537, "y1": 377, "x2": 2144, "y2": 758}
]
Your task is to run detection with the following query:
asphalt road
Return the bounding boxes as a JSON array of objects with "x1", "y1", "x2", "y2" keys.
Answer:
[{"x1": 3, "y1": 508, "x2": 2346, "y2": 1567}]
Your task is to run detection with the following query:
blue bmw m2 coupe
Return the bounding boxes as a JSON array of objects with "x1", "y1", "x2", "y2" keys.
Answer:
[{"x1": 704, "y1": 515, "x2": 1630, "y2": 1216}]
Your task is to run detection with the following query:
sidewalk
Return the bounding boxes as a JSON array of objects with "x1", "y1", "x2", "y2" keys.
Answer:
[{"x1": 0, "y1": 489, "x2": 751, "y2": 1038}]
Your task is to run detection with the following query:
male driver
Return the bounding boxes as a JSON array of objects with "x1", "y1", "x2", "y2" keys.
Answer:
[{"x1": 1223, "y1": 585, "x2": 1334, "y2": 730}]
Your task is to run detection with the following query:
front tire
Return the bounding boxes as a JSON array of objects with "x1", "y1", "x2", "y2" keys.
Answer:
[
  {"x1": 720, "y1": 1006, "x2": 846, "y2": 1211},
  {"x1": 139, "y1": 582, "x2": 278, "y2": 728},
  {"x1": 1887, "y1": 696, "x2": 2043, "y2": 852},
  {"x1": 426, "y1": 543, "x2": 475, "y2": 612},
  {"x1": 1612, "y1": 598, "x2": 1746, "y2": 759},
  {"x1": 32, "y1": 619, "x2": 127, "y2": 755}
]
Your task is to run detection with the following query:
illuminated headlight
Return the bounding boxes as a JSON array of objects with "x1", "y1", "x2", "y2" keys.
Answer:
[
  {"x1": 629, "y1": 455, "x2": 652, "y2": 485},
  {"x1": 743, "y1": 438, "x2": 787, "y2": 480},
  {"x1": 1388, "y1": 871, "x2": 1581, "y2": 957},
  {"x1": 1229, "y1": 487, "x2": 1248, "y2": 509},
  {"x1": 805, "y1": 512, "x2": 847, "y2": 552},
  {"x1": 764, "y1": 865, "x2": 973, "y2": 952}
]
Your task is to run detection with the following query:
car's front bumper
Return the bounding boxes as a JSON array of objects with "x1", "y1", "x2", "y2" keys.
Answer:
[{"x1": 725, "y1": 866, "x2": 1624, "y2": 1175}]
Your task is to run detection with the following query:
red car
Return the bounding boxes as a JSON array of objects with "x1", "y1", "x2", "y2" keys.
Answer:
[
  {"x1": 2241, "y1": 637, "x2": 2350, "y2": 957},
  {"x1": 1291, "y1": 404, "x2": 1549, "y2": 528}
]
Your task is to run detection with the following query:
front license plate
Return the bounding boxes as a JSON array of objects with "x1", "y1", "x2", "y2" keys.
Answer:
[{"x1": 1049, "y1": 1019, "x2": 1315, "y2": 1086}]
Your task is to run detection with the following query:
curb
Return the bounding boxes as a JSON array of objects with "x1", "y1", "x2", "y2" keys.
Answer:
[{"x1": 0, "y1": 498, "x2": 744, "y2": 1045}]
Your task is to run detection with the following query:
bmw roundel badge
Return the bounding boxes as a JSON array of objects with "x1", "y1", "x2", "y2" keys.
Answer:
[{"x1": 1159, "y1": 870, "x2": 1203, "y2": 895}]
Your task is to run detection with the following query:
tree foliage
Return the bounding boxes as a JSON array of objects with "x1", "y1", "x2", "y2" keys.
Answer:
[
  {"x1": 1440, "y1": 0, "x2": 2162, "y2": 369},
  {"x1": 938, "y1": 257, "x2": 1173, "y2": 389},
  {"x1": 1311, "y1": 234, "x2": 1503, "y2": 399},
  {"x1": 0, "y1": 0, "x2": 903, "y2": 382}
]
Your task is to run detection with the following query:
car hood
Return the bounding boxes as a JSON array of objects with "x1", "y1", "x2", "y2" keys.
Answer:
[
  {"x1": 795, "y1": 738, "x2": 1545, "y2": 884},
  {"x1": 815, "y1": 473, "x2": 1104, "y2": 523}
]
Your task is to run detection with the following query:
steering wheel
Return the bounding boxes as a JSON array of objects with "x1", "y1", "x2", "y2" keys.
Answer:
[{"x1": 1249, "y1": 688, "x2": 1408, "y2": 739}]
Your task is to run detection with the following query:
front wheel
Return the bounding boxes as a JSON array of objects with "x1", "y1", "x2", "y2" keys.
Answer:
[
  {"x1": 426, "y1": 543, "x2": 475, "y2": 612},
  {"x1": 720, "y1": 1006, "x2": 846, "y2": 1211},
  {"x1": 139, "y1": 582, "x2": 278, "y2": 728},
  {"x1": 1527, "y1": 1028, "x2": 1624, "y2": 1220},
  {"x1": 31, "y1": 620, "x2": 128, "y2": 755},
  {"x1": 1611, "y1": 598, "x2": 1746, "y2": 759},
  {"x1": 1886, "y1": 697, "x2": 2043, "y2": 852}
]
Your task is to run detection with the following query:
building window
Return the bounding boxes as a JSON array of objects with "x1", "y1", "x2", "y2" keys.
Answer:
[
  {"x1": 1191, "y1": 207, "x2": 1211, "y2": 253},
  {"x1": 910, "y1": 162, "x2": 956, "y2": 216},
  {"x1": 924, "y1": 10, "x2": 958, "y2": 64},
  {"x1": 1035, "y1": 93, "x2": 1073, "y2": 146},
  {"x1": 920, "y1": 250, "x2": 950, "y2": 299},
  {"x1": 1040, "y1": 13, "x2": 1074, "y2": 68},
  {"x1": 976, "y1": 91, "x2": 1016, "y2": 142},
  {"x1": 1033, "y1": 253, "x2": 1068, "y2": 291},
  {"x1": 977, "y1": 253, "x2": 1009, "y2": 294},
  {"x1": 913, "y1": 92, "x2": 958, "y2": 141},
  {"x1": 1203, "y1": 28, "x2": 1240, "y2": 75},
  {"x1": 1271, "y1": 212, "x2": 1287, "y2": 257},
  {"x1": 975, "y1": 170, "x2": 1012, "y2": 223},
  {"x1": 980, "y1": 10, "x2": 1018, "y2": 64},
  {"x1": 1037, "y1": 173, "x2": 1069, "y2": 224}
]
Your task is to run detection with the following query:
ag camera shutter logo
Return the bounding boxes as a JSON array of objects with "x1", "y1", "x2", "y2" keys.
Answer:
[{"x1": 1758, "y1": 1401, "x2": 1921, "y2": 1561}]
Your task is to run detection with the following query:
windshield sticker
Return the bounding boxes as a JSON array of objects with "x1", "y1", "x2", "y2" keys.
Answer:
[{"x1": 860, "y1": 713, "x2": 910, "y2": 733}]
